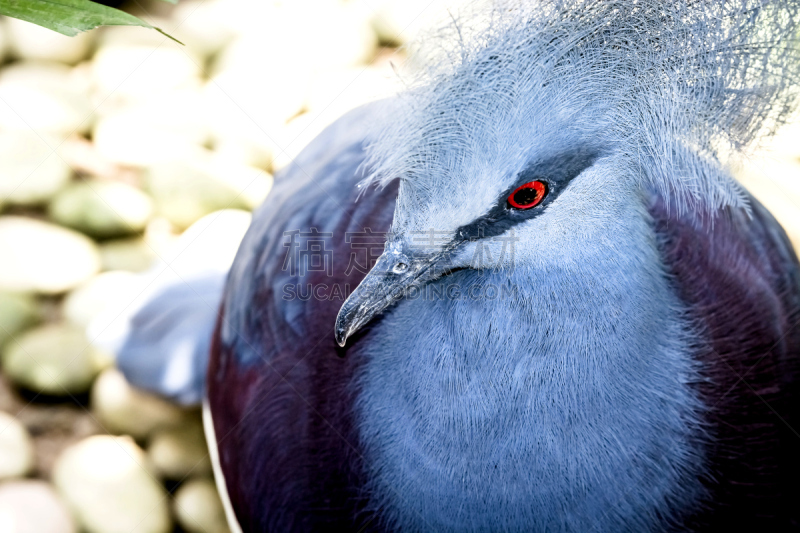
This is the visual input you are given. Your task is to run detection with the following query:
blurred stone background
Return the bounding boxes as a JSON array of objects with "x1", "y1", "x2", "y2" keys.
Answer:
[{"x1": 0, "y1": 0, "x2": 798, "y2": 532}]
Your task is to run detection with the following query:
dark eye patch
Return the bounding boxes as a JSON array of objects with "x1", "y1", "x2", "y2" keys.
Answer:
[{"x1": 452, "y1": 148, "x2": 599, "y2": 242}]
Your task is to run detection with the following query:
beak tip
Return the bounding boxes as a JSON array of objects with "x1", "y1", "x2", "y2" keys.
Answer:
[{"x1": 334, "y1": 328, "x2": 348, "y2": 347}]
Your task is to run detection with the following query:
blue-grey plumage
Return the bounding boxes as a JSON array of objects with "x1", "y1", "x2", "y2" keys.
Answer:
[
  {"x1": 118, "y1": 0, "x2": 800, "y2": 531},
  {"x1": 202, "y1": 101, "x2": 800, "y2": 531},
  {"x1": 115, "y1": 273, "x2": 224, "y2": 405}
]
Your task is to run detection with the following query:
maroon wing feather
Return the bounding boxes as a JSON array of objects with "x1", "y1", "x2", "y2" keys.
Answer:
[
  {"x1": 650, "y1": 194, "x2": 800, "y2": 529},
  {"x1": 207, "y1": 105, "x2": 397, "y2": 532}
]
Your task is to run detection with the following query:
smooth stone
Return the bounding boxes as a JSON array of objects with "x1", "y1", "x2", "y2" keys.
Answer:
[
  {"x1": 141, "y1": 217, "x2": 182, "y2": 260},
  {"x1": 49, "y1": 181, "x2": 154, "y2": 238},
  {"x1": 201, "y1": 67, "x2": 276, "y2": 169},
  {"x1": 6, "y1": 18, "x2": 92, "y2": 64},
  {"x1": 0, "y1": 293, "x2": 39, "y2": 348},
  {"x1": 0, "y1": 217, "x2": 100, "y2": 294},
  {"x1": 270, "y1": 64, "x2": 401, "y2": 171},
  {"x1": 209, "y1": 134, "x2": 273, "y2": 171},
  {"x1": 370, "y1": 0, "x2": 473, "y2": 45},
  {"x1": 214, "y1": 2, "x2": 376, "y2": 76},
  {"x1": 208, "y1": 56, "x2": 311, "y2": 128},
  {"x1": 99, "y1": 238, "x2": 156, "y2": 273},
  {"x1": 734, "y1": 157, "x2": 800, "y2": 252},
  {"x1": 63, "y1": 271, "x2": 141, "y2": 329},
  {"x1": 202, "y1": 68, "x2": 299, "y2": 174},
  {"x1": 92, "y1": 89, "x2": 210, "y2": 168},
  {"x1": 761, "y1": 121, "x2": 800, "y2": 162},
  {"x1": 306, "y1": 65, "x2": 400, "y2": 119},
  {"x1": 0, "y1": 412, "x2": 34, "y2": 479},
  {"x1": 269, "y1": 112, "x2": 321, "y2": 173},
  {"x1": 1, "y1": 323, "x2": 106, "y2": 395},
  {"x1": 56, "y1": 135, "x2": 124, "y2": 182},
  {"x1": 0, "y1": 480, "x2": 77, "y2": 533},
  {"x1": 147, "y1": 416, "x2": 212, "y2": 480},
  {"x1": 145, "y1": 153, "x2": 270, "y2": 229},
  {"x1": 165, "y1": 209, "x2": 252, "y2": 278},
  {"x1": 93, "y1": 113, "x2": 204, "y2": 168},
  {"x1": 52, "y1": 435, "x2": 171, "y2": 533},
  {"x1": 170, "y1": 0, "x2": 239, "y2": 59},
  {"x1": 91, "y1": 368, "x2": 187, "y2": 440},
  {"x1": 206, "y1": 2, "x2": 376, "y2": 139},
  {"x1": 91, "y1": 45, "x2": 202, "y2": 107},
  {"x1": 173, "y1": 479, "x2": 230, "y2": 533},
  {"x1": 0, "y1": 131, "x2": 72, "y2": 206},
  {"x1": 0, "y1": 62, "x2": 93, "y2": 134}
]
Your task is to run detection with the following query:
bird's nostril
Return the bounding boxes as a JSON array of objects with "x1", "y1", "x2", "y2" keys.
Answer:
[{"x1": 392, "y1": 262, "x2": 409, "y2": 274}]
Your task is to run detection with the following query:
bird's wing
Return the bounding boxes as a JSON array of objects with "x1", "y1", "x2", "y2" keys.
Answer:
[
  {"x1": 207, "y1": 101, "x2": 398, "y2": 531},
  {"x1": 113, "y1": 272, "x2": 226, "y2": 405},
  {"x1": 649, "y1": 193, "x2": 800, "y2": 528}
]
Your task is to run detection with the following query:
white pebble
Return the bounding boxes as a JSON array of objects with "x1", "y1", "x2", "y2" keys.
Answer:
[
  {"x1": 52, "y1": 435, "x2": 171, "y2": 533},
  {"x1": 370, "y1": 0, "x2": 473, "y2": 45},
  {"x1": 5, "y1": 18, "x2": 92, "y2": 64},
  {"x1": 148, "y1": 417, "x2": 212, "y2": 480},
  {"x1": 1, "y1": 324, "x2": 107, "y2": 395},
  {"x1": 170, "y1": 0, "x2": 239, "y2": 59},
  {"x1": 735, "y1": 158, "x2": 800, "y2": 252},
  {"x1": 0, "y1": 293, "x2": 40, "y2": 349},
  {"x1": 91, "y1": 88, "x2": 210, "y2": 168},
  {"x1": 49, "y1": 181, "x2": 154, "y2": 239},
  {"x1": 0, "y1": 62, "x2": 93, "y2": 134},
  {"x1": 0, "y1": 480, "x2": 77, "y2": 533},
  {"x1": 0, "y1": 412, "x2": 34, "y2": 479},
  {"x1": 0, "y1": 217, "x2": 100, "y2": 294},
  {"x1": 98, "y1": 238, "x2": 157, "y2": 273},
  {"x1": 63, "y1": 271, "x2": 141, "y2": 329},
  {"x1": 166, "y1": 209, "x2": 253, "y2": 278},
  {"x1": 145, "y1": 153, "x2": 269, "y2": 229},
  {"x1": 91, "y1": 368, "x2": 187, "y2": 440},
  {"x1": 0, "y1": 132, "x2": 72, "y2": 206},
  {"x1": 174, "y1": 479, "x2": 230, "y2": 533},
  {"x1": 92, "y1": 45, "x2": 202, "y2": 108}
]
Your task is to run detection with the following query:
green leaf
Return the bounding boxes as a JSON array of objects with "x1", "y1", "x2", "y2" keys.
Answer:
[{"x1": 0, "y1": 0, "x2": 182, "y2": 43}]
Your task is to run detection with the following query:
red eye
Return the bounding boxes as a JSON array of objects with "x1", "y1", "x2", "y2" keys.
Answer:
[{"x1": 507, "y1": 181, "x2": 546, "y2": 209}]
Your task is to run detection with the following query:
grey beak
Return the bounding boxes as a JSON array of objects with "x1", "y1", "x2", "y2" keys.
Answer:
[{"x1": 334, "y1": 247, "x2": 454, "y2": 347}]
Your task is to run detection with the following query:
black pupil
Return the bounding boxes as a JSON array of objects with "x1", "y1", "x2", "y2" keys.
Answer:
[{"x1": 512, "y1": 186, "x2": 539, "y2": 207}]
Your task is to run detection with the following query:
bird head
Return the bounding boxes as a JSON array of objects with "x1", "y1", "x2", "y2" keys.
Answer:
[
  {"x1": 334, "y1": 142, "x2": 612, "y2": 347},
  {"x1": 335, "y1": 0, "x2": 800, "y2": 346}
]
